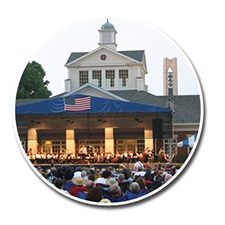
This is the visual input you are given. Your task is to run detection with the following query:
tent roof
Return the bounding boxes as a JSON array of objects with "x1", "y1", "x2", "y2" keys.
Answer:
[
  {"x1": 177, "y1": 134, "x2": 197, "y2": 147},
  {"x1": 16, "y1": 94, "x2": 171, "y2": 115}
]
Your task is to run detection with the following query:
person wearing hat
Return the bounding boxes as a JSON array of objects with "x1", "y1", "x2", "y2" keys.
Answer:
[
  {"x1": 73, "y1": 166, "x2": 82, "y2": 178},
  {"x1": 106, "y1": 177, "x2": 118, "y2": 186},
  {"x1": 100, "y1": 198, "x2": 111, "y2": 203},
  {"x1": 95, "y1": 170, "x2": 112, "y2": 188},
  {"x1": 69, "y1": 177, "x2": 87, "y2": 197}
]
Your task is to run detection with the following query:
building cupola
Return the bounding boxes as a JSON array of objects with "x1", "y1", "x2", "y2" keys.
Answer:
[{"x1": 99, "y1": 19, "x2": 117, "y2": 50}]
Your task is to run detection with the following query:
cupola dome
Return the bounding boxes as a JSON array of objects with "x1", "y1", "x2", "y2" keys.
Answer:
[
  {"x1": 99, "y1": 19, "x2": 117, "y2": 50},
  {"x1": 100, "y1": 19, "x2": 115, "y2": 30}
]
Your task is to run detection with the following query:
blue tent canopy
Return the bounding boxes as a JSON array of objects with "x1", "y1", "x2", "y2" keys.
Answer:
[
  {"x1": 177, "y1": 134, "x2": 197, "y2": 148},
  {"x1": 16, "y1": 94, "x2": 171, "y2": 115}
]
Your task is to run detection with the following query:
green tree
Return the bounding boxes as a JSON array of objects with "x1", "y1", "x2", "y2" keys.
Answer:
[{"x1": 16, "y1": 61, "x2": 52, "y2": 98}]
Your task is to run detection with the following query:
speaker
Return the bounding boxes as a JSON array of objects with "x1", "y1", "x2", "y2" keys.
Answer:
[{"x1": 153, "y1": 119, "x2": 163, "y2": 139}]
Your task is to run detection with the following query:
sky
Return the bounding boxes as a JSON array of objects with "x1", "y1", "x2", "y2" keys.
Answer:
[{"x1": 31, "y1": 18, "x2": 200, "y2": 96}]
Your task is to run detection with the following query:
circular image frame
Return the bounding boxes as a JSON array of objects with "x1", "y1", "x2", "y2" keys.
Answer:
[{"x1": 14, "y1": 18, "x2": 204, "y2": 206}]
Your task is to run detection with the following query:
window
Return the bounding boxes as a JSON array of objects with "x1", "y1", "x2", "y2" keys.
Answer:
[
  {"x1": 119, "y1": 69, "x2": 128, "y2": 87},
  {"x1": 100, "y1": 54, "x2": 107, "y2": 60},
  {"x1": 163, "y1": 138, "x2": 177, "y2": 154},
  {"x1": 168, "y1": 67, "x2": 173, "y2": 95},
  {"x1": 92, "y1": 70, "x2": 102, "y2": 87},
  {"x1": 79, "y1": 140, "x2": 105, "y2": 153},
  {"x1": 116, "y1": 140, "x2": 137, "y2": 154},
  {"x1": 117, "y1": 140, "x2": 124, "y2": 154},
  {"x1": 102, "y1": 33, "x2": 111, "y2": 43},
  {"x1": 79, "y1": 71, "x2": 88, "y2": 86},
  {"x1": 137, "y1": 139, "x2": 145, "y2": 153},
  {"x1": 106, "y1": 70, "x2": 115, "y2": 87},
  {"x1": 42, "y1": 140, "x2": 66, "y2": 153}
]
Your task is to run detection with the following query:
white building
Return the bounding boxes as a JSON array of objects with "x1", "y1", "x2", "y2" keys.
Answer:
[
  {"x1": 64, "y1": 20, "x2": 148, "y2": 93},
  {"x1": 16, "y1": 20, "x2": 201, "y2": 162}
]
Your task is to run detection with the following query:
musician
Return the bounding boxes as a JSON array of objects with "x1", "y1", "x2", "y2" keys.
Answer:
[
  {"x1": 80, "y1": 145, "x2": 87, "y2": 155},
  {"x1": 41, "y1": 152, "x2": 47, "y2": 164},
  {"x1": 35, "y1": 152, "x2": 41, "y2": 164},
  {"x1": 158, "y1": 148, "x2": 165, "y2": 163},
  {"x1": 80, "y1": 145, "x2": 87, "y2": 159}
]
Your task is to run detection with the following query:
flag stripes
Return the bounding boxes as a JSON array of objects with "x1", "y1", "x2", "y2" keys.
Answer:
[{"x1": 64, "y1": 96, "x2": 91, "y2": 112}]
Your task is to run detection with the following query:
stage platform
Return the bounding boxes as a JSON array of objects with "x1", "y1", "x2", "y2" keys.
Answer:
[{"x1": 33, "y1": 162, "x2": 182, "y2": 170}]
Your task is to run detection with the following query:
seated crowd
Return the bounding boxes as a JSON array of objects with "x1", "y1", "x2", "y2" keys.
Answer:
[{"x1": 37, "y1": 161, "x2": 179, "y2": 203}]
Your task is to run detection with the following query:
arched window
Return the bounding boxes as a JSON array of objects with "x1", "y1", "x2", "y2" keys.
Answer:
[{"x1": 167, "y1": 67, "x2": 173, "y2": 95}]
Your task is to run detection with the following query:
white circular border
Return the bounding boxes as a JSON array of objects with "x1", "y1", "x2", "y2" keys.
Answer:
[{"x1": 13, "y1": 18, "x2": 204, "y2": 207}]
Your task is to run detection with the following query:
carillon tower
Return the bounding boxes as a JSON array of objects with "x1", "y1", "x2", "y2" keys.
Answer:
[{"x1": 163, "y1": 58, "x2": 178, "y2": 96}]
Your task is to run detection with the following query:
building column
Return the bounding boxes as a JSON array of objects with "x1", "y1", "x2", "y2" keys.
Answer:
[
  {"x1": 27, "y1": 128, "x2": 38, "y2": 154},
  {"x1": 105, "y1": 127, "x2": 114, "y2": 154},
  {"x1": 102, "y1": 69, "x2": 106, "y2": 89},
  {"x1": 88, "y1": 69, "x2": 92, "y2": 84},
  {"x1": 66, "y1": 129, "x2": 75, "y2": 154},
  {"x1": 115, "y1": 69, "x2": 119, "y2": 88},
  {"x1": 144, "y1": 128, "x2": 153, "y2": 151}
]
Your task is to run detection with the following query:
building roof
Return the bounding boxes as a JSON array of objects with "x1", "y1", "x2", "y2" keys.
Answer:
[
  {"x1": 66, "y1": 52, "x2": 89, "y2": 64},
  {"x1": 118, "y1": 50, "x2": 145, "y2": 63},
  {"x1": 16, "y1": 85, "x2": 201, "y2": 124},
  {"x1": 16, "y1": 98, "x2": 46, "y2": 106},
  {"x1": 62, "y1": 83, "x2": 128, "y2": 101},
  {"x1": 109, "y1": 90, "x2": 201, "y2": 124},
  {"x1": 66, "y1": 50, "x2": 145, "y2": 64},
  {"x1": 100, "y1": 20, "x2": 115, "y2": 30},
  {"x1": 16, "y1": 91, "x2": 200, "y2": 124}
]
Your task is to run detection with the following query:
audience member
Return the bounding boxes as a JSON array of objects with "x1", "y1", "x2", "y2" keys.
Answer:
[
  {"x1": 85, "y1": 180, "x2": 94, "y2": 191},
  {"x1": 164, "y1": 174, "x2": 172, "y2": 182},
  {"x1": 81, "y1": 170, "x2": 88, "y2": 181},
  {"x1": 95, "y1": 170, "x2": 112, "y2": 187},
  {"x1": 106, "y1": 177, "x2": 118, "y2": 186},
  {"x1": 70, "y1": 177, "x2": 87, "y2": 197},
  {"x1": 129, "y1": 182, "x2": 140, "y2": 194},
  {"x1": 87, "y1": 174, "x2": 95, "y2": 182},
  {"x1": 86, "y1": 187, "x2": 102, "y2": 202},
  {"x1": 37, "y1": 161, "x2": 180, "y2": 203},
  {"x1": 104, "y1": 184, "x2": 128, "y2": 202},
  {"x1": 54, "y1": 179, "x2": 69, "y2": 194},
  {"x1": 133, "y1": 160, "x2": 144, "y2": 172},
  {"x1": 63, "y1": 171, "x2": 76, "y2": 193},
  {"x1": 55, "y1": 165, "x2": 74, "y2": 181},
  {"x1": 100, "y1": 198, "x2": 111, "y2": 203},
  {"x1": 73, "y1": 166, "x2": 82, "y2": 177}
]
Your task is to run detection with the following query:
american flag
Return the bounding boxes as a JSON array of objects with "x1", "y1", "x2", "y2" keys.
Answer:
[{"x1": 64, "y1": 96, "x2": 91, "y2": 112}]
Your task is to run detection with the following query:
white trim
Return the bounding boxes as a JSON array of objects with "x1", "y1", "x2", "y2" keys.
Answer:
[
  {"x1": 174, "y1": 123, "x2": 199, "y2": 132},
  {"x1": 66, "y1": 62, "x2": 143, "y2": 68},
  {"x1": 65, "y1": 46, "x2": 141, "y2": 66},
  {"x1": 62, "y1": 83, "x2": 128, "y2": 101}
]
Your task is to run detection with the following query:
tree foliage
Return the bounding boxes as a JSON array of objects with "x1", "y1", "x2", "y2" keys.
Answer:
[{"x1": 16, "y1": 61, "x2": 52, "y2": 99}]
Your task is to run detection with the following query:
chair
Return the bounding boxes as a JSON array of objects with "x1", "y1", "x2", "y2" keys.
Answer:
[
  {"x1": 126, "y1": 190, "x2": 149, "y2": 200},
  {"x1": 78, "y1": 191, "x2": 87, "y2": 200},
  {"x1": 145, "y1": 181, "x2": 161, "y2": 192},
  {"x1": 103, "y1": 194, "x2": 128, "y2": 202},
  {"x1": 99, "y1": 187, "x2": 110, "y2": 196}
]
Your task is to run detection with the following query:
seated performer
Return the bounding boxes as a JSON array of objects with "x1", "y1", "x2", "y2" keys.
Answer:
[{"x1": 79, "y1": 145, "x2": 87, "y2": 159}]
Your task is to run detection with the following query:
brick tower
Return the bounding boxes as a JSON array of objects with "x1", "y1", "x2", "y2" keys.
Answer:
[{"x1": 163, "y1": 58, "x2": 178, "y2": 96}]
